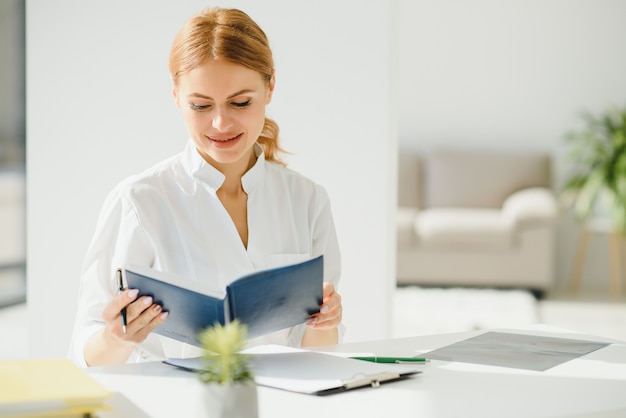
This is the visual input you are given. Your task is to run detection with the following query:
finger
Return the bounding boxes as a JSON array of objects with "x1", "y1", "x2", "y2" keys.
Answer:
[
  {"x1": 126, "y1": 303, "x2": 169, "y2": 343},
  {"x1": 308, "y1": 295, "x2": 342, "y2": 328},
  {"x1": 320, "y1": 291, "x2": 341, "y2": 315},
  {"x1": 102, "y1": 288, "x2": 138, "y2": 324},
  {"x1": 125, "y1": 295, "x2": 156, "y2": 323},
  {"x1": 322, "y1": 282, "x2": 335, "y2": 300},
  {"x1": 309, "y1": 304, "x2": 342, "y2": 329}
]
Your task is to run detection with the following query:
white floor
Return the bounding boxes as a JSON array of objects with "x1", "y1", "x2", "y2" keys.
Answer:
[
  {"x1": 537, "y1": 293, "x2": 626, "y2": 342},
  {"x1": 1, "y1": 287, "x2": 625, "y2": 361},
  {"x1": 393, "y1": 286, "x2": 626, "y2": 342}
]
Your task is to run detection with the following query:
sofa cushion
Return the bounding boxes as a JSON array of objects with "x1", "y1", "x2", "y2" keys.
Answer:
[
  {"x1": 415, "y1": 208, "x2": 515, "y2": 248},
  {"x1": 423, "y1": 151, "x2": 551, "y2": 209}
]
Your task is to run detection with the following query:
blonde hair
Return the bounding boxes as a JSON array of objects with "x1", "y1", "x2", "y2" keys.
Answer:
[{"x1": 169, "y1": 8, "x2": 286, "y2": 164}]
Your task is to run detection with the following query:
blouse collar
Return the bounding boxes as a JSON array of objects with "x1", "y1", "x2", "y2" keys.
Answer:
[{"x1": 181, "y1": 140, "x2": 266, "y2": 194}]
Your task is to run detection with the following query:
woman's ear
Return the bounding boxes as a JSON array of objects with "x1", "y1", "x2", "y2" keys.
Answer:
[
  {"x1": 172, "y1": 86, "x2": 181, "y2": 108},
  {"x1": 266, "y1": 70, "x2": 276, "y2": 104}
]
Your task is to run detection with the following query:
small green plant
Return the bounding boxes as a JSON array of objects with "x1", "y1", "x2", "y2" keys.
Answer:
[
  {"x1": 561, "y1": 103, "x2": 626, "y2": 233},
  {"x1": 197, "y1": 320, "x2": 254, "y2": 385}
]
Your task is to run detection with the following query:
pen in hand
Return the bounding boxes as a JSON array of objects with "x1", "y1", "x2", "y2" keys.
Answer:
[{"x1": 116, "y1": 268, "x2": 128, "y2": 334}]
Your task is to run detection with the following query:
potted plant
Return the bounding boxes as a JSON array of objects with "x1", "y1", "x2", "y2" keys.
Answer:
[
  {"x1": 195, "y1": 319, "x2": 258, "y2": 418},
  {"x1": 560, "y1": 104, "x2": 626, "y2": 233}
]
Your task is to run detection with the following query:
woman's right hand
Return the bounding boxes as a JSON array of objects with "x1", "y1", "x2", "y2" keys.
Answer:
[
  {"x1": 84, "y1": 289, "x2": 169, "y2": 366},
  {"x1": 102, "y1": 289, "x2": 169, "y2": 345}
]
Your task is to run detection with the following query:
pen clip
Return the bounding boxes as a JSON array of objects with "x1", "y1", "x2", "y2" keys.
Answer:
[
  {"x1": 116, "y1": 268, "x2": 128, "y2": 334},
  {"x1": 116, "y1": 268, "x2": 125, "y2": 293}
]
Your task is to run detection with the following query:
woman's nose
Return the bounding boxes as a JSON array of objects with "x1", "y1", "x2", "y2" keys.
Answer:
[{"x1": 212, "y1": 108, "x2": 233, "y2": 131}]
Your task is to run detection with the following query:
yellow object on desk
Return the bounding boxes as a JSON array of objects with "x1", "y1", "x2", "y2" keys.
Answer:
[{"x1": 0, "y1": 357, "x2": 111, "y2": 417}]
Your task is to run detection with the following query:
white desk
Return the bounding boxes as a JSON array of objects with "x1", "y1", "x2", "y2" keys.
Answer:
[{"x1": 89, "y1": 326, "x2": 626, "y2": 418}]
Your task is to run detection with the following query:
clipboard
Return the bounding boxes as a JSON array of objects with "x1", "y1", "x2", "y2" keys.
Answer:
[{"x1": 164, "y1": 349, "x2": 421, "y2": 396}]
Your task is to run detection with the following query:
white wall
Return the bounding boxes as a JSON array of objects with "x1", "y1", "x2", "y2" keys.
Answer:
[
  {"x1": 29, "y1": 0, "x2": 624, "y2": 358},
  {"x1": 27, "y1": 0, "x2": 394, "y2": 357},
  {"x1": 396, "y1": 0, "x2": 626, "y2": 292}
]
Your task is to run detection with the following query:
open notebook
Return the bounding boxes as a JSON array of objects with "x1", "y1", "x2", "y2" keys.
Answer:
[
  {"x1": 123, "y1": 256, "x2": 323, "y2": 346},
  {"x1": 164, "y1": 346, "x2": 422, "y2": 396}
]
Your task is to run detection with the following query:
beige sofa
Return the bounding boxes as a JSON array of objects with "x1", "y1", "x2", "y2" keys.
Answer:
[{"x1": 396, "y1": 150, "x2": 558, "y2": 293}]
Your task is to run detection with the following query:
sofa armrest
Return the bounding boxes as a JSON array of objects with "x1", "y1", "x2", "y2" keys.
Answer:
[
  {"x1": 502, "y1": 187, "x2": 558, "y2": 228},
  {"x1": 397, "y1": 206, "x2": 419, "y2": 248}
]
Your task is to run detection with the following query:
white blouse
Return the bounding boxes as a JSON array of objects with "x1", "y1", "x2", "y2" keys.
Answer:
[{"x1": 68, "y1": 141, "x2": 343, "y2": 367}]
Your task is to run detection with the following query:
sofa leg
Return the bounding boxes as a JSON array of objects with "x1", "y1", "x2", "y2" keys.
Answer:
[
  {"x1": 529, "y1": 289, "x2": 545, "y2": 300},
  {"x1": 569, "y1": 225, "x2": 591, "y2": 295},
  {"x1": 608, "y1": 230, "x2": 623, "y2": 299}
]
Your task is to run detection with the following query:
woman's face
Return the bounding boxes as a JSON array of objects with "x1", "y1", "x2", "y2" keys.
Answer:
[{"x1": 173, "y1": 59, "x2": 274, "y2": 169}]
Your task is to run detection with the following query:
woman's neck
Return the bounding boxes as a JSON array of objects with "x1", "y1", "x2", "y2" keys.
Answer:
[{"x1": 212, "y1": 149, "x2": 257, "y2": 195}]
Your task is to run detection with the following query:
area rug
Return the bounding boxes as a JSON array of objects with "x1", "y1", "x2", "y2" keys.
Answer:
[{"x1": 392, "y1": 286, "x2": 539, "y2": 338}]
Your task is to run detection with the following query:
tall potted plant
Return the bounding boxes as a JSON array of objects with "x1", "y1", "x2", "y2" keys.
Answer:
[
  {"x1": 561, "y1": 104, "x2": 626, "y2": 233},
  {"x1": 195, "y1": 320, "x2": 258, "y2": 418}
]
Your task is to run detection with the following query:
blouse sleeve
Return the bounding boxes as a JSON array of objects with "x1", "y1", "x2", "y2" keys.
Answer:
[
  {"x1": 311, "y1": 184, "x2": 341, "y2": 287},
  {"x1": 309, "y1": 184, "x2": 346, "y2": 343},
  {"x1": 67, "y1": 185, "x2": 157, "y2": 366}
]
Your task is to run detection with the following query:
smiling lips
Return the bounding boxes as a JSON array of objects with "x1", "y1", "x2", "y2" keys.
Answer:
[{"x1": 207, "y1": 133, "x2": 242, "y2": 147}]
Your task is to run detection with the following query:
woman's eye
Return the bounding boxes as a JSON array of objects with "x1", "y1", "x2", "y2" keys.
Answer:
[
  {"x1": 190, "y1": 103, "x2": 210, "y2": 111},
  {"x1": 232, "y1": 100, "x2": 251, "y2": 108}
]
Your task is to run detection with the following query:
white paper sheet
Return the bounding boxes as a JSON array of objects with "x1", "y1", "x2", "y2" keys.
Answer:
[{"x1": 421, "y1": 331, "x2": 611, "y2": 371}]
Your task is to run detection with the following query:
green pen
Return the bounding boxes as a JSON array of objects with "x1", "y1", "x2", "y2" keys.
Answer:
[{"x1": 351, "y1": 356, "x2": 429, "y2": 364}]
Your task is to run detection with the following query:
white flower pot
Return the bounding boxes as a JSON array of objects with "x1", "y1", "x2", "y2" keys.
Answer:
[{"x1": 196, "y1": 380, "x2": 259, "y2": 418}]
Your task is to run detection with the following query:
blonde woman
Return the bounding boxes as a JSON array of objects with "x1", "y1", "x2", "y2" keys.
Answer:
[{"x1": 69, "y1": 8, "x2": 343, "y2": 367}]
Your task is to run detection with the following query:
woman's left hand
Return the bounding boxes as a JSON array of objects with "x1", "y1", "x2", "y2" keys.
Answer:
[{"x1": 307, "y1": 282, "x2": 342, "y2": 329}]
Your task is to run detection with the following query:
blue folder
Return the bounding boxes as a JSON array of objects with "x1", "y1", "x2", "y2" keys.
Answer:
[{"x1": 123, "y1": 256, "x2": 323, "y2": 346}]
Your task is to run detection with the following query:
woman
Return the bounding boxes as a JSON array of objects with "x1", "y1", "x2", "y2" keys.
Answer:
[{"x1": 68, "y1": 7, "x2": 344, "y2": 367}]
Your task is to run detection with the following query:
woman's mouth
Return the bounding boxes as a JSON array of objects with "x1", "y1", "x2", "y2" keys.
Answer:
[
  {"x1": 208, "y1": 133, "x2": 242, "y2": 142},
  {"x1": 207, "y1": 133, "x2": 243, "y2": 148}
]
